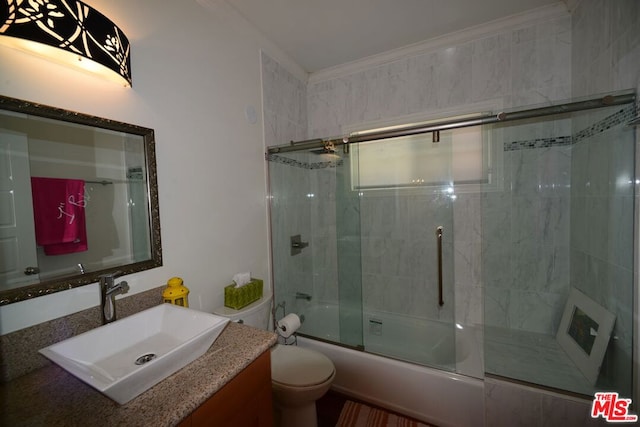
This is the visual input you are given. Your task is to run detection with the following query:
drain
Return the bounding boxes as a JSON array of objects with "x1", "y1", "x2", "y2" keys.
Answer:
[{"x1": 135, "y1": 353, "x2": 157, "y2": 365}]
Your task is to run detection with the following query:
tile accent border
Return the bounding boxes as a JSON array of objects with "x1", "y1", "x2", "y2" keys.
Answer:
[
  {"x1": 573, "y1": 103, "x2": 637, "y2": 144},
  {"x1": 504, "y1": 103, "x2": 636, "y2": 151},
  {"x1": 504, "y1": 135, "x2": 572, "y2": 151},
  {"x1": 267, "y1": 153, "x2": 343, "y2": 170}
]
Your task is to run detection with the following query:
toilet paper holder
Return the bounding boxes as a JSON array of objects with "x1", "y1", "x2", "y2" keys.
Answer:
[{"x1": 273, "y1": 300, "x2": 305, "y2": 345}]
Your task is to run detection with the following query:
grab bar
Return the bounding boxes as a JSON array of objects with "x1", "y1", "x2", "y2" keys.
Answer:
[{"x1": 436, "y1": 226, "x2": 444, "y2": 307}]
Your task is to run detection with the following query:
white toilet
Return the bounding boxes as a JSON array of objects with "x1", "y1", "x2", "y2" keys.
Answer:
[{"x1": 213, "y1": 295, "x2": 335, "y2": 427}]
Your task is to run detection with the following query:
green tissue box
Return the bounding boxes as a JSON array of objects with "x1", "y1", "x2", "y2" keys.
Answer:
[{"x1": 224, "y1": 278, "x2": 263, "y2": 310}]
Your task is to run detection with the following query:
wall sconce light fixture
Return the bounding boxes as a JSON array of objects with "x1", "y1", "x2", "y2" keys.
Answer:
[{"x1": 0, "y1": 0, "x2": 132, "y2": 86}]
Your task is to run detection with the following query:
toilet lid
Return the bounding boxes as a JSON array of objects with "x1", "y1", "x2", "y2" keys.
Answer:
[{"x1": 271, "y1": 345, "x2": 335, "y2": 387}]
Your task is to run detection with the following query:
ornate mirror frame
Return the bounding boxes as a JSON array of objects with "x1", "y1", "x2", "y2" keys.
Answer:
[{"x1": 0, "y1": 95, "x2": 162, "y2": 305}]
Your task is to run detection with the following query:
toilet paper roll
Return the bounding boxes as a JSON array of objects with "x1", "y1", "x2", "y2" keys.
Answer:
[{"x1": 276, "y1": 313, "x2": 301, "y2": 338}]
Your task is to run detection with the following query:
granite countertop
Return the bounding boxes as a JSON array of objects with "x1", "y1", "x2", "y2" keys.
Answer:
[{"x1": 0, "y1": 322, "x2": 277, "y2": 427}]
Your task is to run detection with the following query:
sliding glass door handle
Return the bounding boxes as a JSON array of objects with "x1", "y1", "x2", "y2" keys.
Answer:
[{"x1": 436, "y1": 226, "x2": 444, "y2": 307}]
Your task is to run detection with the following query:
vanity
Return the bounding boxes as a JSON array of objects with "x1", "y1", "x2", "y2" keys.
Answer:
[{"x1": 1, "y1": 320, "x2": 277, "y2": 426}]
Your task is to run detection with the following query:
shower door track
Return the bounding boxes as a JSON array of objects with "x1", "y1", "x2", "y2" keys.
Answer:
[{"x1": 267, "y1": 92, "x2": 636, "y2": 154}]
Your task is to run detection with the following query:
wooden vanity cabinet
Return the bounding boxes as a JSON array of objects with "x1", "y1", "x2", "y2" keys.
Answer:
[{"x1": 178, "y1": 350, "x2": 273, "y2": 427}]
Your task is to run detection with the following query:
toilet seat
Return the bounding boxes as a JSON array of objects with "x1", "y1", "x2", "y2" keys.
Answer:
[{"x1": 271, "y1": 345, "x2": 335, "y2": 387}]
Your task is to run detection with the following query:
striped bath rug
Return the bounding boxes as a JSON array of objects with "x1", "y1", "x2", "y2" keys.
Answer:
[{"x1": 336, "y1": 400, "x2": 433, "y2": 427}]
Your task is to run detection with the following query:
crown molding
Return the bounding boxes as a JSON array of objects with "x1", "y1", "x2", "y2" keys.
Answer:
[{"x1": 308, "y1": 2, "x2": 569, "y2": 85}]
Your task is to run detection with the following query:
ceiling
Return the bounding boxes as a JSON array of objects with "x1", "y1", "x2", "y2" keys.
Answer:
[{"x1": 224, "y1": 0, "x2": 565, "y2": 73}]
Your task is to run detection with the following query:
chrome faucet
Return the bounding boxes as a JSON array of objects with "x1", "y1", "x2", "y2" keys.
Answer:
[{"x1": 100, "y1": 272, "x2": 129, "y2": 324}]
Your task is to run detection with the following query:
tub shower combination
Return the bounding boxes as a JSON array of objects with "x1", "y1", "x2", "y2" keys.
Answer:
[{"x1": 267, "y1": 93, "x2": 637, "y2": 426}]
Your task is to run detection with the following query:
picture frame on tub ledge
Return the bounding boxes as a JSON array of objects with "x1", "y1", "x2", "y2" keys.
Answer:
[{"x1": 556, "y1": 287, "x2": 616, "y2": 385}]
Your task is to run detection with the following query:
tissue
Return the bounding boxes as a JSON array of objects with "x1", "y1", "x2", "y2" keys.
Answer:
[
  {"x1": 233, "y1": 272, "x2": 251, "y2": 288},
  {"x1": 276, "y1": 313, "x2": 301, "y2": 338}
]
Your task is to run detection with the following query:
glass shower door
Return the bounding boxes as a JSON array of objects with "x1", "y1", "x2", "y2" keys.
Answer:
[
  {"x1": 352, "y1": 132, "x2": 457, "y2": 371},
  {"x1": 268, "y1": 149, "x2": 364, "y2": 348},
  {"x1": 482, "y1": 97, "x2": 636, "y2": 397}
]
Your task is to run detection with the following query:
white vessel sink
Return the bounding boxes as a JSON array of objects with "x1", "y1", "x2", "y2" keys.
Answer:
[{"x1": 39, "y1": 304, "x2": 229, "y2": 404}]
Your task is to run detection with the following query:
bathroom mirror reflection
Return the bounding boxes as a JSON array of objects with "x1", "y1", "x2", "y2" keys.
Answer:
[{"x1": 0, "y1": 95, "x2": 162, "y2": 305}]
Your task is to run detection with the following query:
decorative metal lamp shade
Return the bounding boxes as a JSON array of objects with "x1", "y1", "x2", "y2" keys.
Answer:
[{"x1": 0, "y1": 0, "x2": 131, "y2": 86}]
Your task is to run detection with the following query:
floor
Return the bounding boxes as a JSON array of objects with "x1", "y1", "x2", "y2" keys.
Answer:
[{"x1": 317, "y1": 390, "x2": 347, "y2": 427}]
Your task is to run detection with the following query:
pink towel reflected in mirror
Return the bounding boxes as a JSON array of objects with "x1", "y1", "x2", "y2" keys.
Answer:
[{"x1": 30, "y1": 177, "x2": 88, "y2": 255}]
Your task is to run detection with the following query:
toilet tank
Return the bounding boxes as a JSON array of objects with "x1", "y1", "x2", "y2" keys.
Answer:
[{"x1": 213, "y1": 295, "x2": 272, "y2": 329}]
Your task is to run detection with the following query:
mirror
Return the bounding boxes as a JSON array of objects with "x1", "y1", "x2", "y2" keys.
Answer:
[{"x1": 0, "y1": 95, "x2": 162, "y2": 305}]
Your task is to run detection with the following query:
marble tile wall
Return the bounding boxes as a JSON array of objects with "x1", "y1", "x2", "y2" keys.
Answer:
[
  {"x1": 569, "y1": 120, "x2": 635, "y2": 396},
  {"x1": 309, "y1": 162, "x2": 339, "y2": 305},
  {"x1": 569, "y1": 0, "x2": 639, "y2": 398},
  {"x1": 261, "y1": 52, "x2": 313, "y2": 315},
  {"x1": 483, "y1": 1, "x2": 638, "y2": 420},
  {"x1": 358, "y1": 191, "x2": 456, "y2": 323},
  {"x1": 307, "y1": 16, "x2": 571, "y2": 140},
  {"x1": 264, "y1": 0, "x2": 637, "y2": 333},
  {"x1": 484, "y1": 377, "x2": 609, "y2": 426},
  {"x1": 262, "y1": 1, "x2": 639, "y2": 420},
  {"x1": 334, "y1": 162, "x2": 364, "y2": 346},
  {"x1": 304, "y1": 14, "x2": 572, "y2": 329},
  {"x1": 265, "y1": 11, "x2": 574, "y2": 330},
  {"x1": 483, "y1": 126, "x2": 572, "y2": 335},
  {"x1": 571, "y1": 0, "x2": 640, "y2": 100},
  {"x1": 261, "y1": 52, "x2": 308, "y2": 148},
  {"x1": 267, "y1": 154, "x2": 314, "y2": 314},
  {"x1": 263, "y1": 52, "x2": 359, "y2": 324}
]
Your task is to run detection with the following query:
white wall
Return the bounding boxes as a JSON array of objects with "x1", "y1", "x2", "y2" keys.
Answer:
[{"x1": 0, "y1": 0, "x2": 305, "y2": 334}]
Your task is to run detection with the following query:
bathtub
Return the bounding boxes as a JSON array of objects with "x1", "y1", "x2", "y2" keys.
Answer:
[{"x1": 296, "y1": 304, "x2": 485, "y2": 427}]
